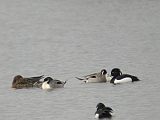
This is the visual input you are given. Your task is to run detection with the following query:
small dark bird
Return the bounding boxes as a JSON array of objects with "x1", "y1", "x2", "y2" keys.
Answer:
[{"x1": 95, "y1": 103, "x2": 113, "y2": 119}]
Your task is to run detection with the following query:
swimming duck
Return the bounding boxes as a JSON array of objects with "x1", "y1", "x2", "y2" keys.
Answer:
[
  {"x1": 95, "y1": 103, "x2": 113, "y2": 119},
  {"x1": 42, "y1": 77, "x2": 66, "y2": 90},
  {"x1": 76, "y1": 69, "x2": 111, "y2": 83},
  {"x1": 11, "y1": 75, "x2": 44, "y2": 89},
  {"x1": 110, "y1": 68, "x2": 140, "y2": 84}
]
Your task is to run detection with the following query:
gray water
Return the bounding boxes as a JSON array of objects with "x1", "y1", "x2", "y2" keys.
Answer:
[{"x1": 0, "y1": 0, "x2": 160, "y2": 120}]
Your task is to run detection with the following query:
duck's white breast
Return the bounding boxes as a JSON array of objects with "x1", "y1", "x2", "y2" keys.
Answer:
[
  {"x1": 95, "y1": 113, "x2": 99, "y2": 119},
  {"x1": 114, "y1": 77, "x2": 132, "y2": 84},
  {"x1": 105, "y1": 74, "x2": 112, "y2": 82},
  {"x1": 42, "y1": 82, "x2": 51, "y2": 90}
]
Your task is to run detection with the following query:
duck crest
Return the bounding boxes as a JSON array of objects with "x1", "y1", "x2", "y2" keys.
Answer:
[{"x1": 111, "y1": 68, "x2": 122, "y2": 78}]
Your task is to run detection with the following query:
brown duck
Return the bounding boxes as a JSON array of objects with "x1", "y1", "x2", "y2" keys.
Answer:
[{"x1": 11, "y1": 75, "x2": 44, "y2": 89}]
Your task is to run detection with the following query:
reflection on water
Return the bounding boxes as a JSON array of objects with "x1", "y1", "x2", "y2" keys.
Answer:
[{"x1": 0, "y1": 0, "x2": 160, "y2": 120}]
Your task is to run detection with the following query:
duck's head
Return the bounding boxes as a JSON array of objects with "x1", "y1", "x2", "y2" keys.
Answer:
[
  {"x1": 101, "y1": 69, "x2": 107, "y2": 75},
  {"x1": 44, "y1": 77, "x2": 53, "y2": 84},
  {"x1": 111, "y1": 68, "x2": 122, "y2": 77},
  {"x1": 96, "y1": 103, "x2": 105, "y2": 110},
  {"x1": 11, "y1": 75, "x2": 23, "y2": 88}
]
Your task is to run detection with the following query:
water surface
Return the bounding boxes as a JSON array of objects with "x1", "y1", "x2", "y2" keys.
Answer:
[{"x1": 0, "y1": 0, "x2": 160, "y2": 120}]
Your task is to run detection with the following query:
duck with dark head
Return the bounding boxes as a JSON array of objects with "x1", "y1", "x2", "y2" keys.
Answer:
[{"x1": 110, "y1": 68, "x2": 140, "y2": 84}]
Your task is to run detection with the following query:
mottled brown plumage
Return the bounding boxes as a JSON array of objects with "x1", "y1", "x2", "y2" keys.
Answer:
[{"x1": 11, "y1": 75, "x2": 44, "y2": 89}]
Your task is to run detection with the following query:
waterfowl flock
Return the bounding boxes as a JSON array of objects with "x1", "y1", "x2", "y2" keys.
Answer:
[
  {"x1": 76, "y1": 68, "x2": 140, "y2": 84},
  {"x1": 10, "y1": 68, "x2": 140, "y2": 119},
  {"x1": 11, "y1": 75, "x2": 66, "y2": 90}
]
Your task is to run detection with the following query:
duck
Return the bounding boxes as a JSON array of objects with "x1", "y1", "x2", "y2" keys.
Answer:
[
  {"x1": 95, "y1": 103, "x2": 113, "y2": 119},
  {"x1": 11, "y1": 75, "x2": 44, "y2": 89},
  {"x1": 42, "y1": 77, "x2": 66, "y2": 90},
  {"x1": 76, "y1": 69, "x2": 111, "y2": 83},
  {"x1": 110, "y1": 68, "x2": 140, "y2": 84}
]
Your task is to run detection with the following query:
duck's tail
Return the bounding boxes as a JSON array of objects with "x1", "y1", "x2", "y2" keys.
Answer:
[
  {"x1": 33, "y1": 81, "x2": 43, "y2": 88},
  {"x1": 132, "y1": 76, "x2": 140, "y2": 82},
  {"x1": 64, "y1": 80, "x2": 67, "y2": 85},
  {"x1": 75, "y1": 77, "x2": 84, "y2": 80},
  {"x1": 30, "y1": 75, "x2": 44, "y2": 79}
]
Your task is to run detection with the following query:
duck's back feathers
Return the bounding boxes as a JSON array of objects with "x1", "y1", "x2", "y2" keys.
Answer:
[
  {"x1": 12, "y1": 78, "x2": 33, "y2": 88},
  {"x1": 29, "y1": 75, "x2": 44, "y2": 83},
  {"x1": 52, "y1": 79, "x2": 67, "y2": 86},
  {"x1": 115, "y1": 74, "x2": 139, "y2": 81},
  {"x1": 112, "y1": 74, "x2": 140, "y2": 84}
]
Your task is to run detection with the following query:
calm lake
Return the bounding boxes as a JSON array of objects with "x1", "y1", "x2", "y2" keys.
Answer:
[{"x1": 0, "y1": 0, "x2": 160, "y2": 120}]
